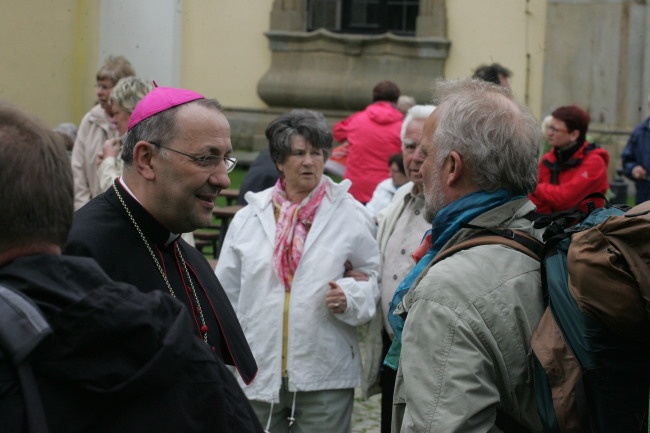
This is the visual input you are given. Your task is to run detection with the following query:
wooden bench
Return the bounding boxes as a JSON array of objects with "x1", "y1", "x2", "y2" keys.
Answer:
[
  {"x1": 212, "y1": 205, "x2": 243, "y2": 258},
  {"x1": 220, "y1": 188, "x2": 240, "y2": 206},
  {"x1": 193, "y1": 228, "x2": 221, "y2": 259}
]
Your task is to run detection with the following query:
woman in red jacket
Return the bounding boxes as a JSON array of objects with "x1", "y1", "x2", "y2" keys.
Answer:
[
  {"x1": 529, "y1": 105, "x2": 609, "y2": 213},
  {"x1": 333, "y1": 81, "x2": 404, "y2": 203}
]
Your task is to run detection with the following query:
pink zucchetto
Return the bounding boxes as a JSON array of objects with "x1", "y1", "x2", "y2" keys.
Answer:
[{"x1": 127, "y1": 82, "x2": 204, "y2": 131}]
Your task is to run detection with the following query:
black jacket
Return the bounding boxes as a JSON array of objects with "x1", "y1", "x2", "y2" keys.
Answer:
[
  {"x1": 0, "y1": 254, "x2": 262, "y2": 433},
  {"x1": 65, "y1": 180, "x2": 257, "y2": 384}
]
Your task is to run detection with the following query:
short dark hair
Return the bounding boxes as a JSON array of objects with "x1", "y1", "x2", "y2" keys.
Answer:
[
  {"x1": 472, "y1": 63, "x2": 512, "y2": 86},
  {"x1": 266, "y1": 109, "x2": 333, "y2": 165},
  {"x1": 551, "y1": 105, "x2": 590, "y2": 143},
  {"x1": 121, "y1": 98, "x2": 222, "y2": 165},
  {"x1": 0, "y1": 102, "x2": 73, "y2": 251},
  {"x1": 388, "y1": 152, "x2": 405, "y2": 176},
  {"x1": 372, "y1": 81, "x2": 401, "y2": 103}
]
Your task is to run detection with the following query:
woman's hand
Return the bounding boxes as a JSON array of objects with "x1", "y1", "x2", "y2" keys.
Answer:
[
  {"x1": 326, "y1": 281, "x2": 347, "y2": 314},
  {"x1": 343, "y1": 260, "x2": 368, "y2": 281},
  {"x1": 98, "y1": 137, "x2": 121, "y2": 165}
]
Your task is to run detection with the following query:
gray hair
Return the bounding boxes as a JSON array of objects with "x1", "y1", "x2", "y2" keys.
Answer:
[
  {"x1": 401, "y1": 104, "x2": 436, "y2": 145},
  {"x1": 431, "y1": 78, "x2": 540, "y2": 195},
  {"x1": 108, "y1": 77, "x2": 154, "y2": 113},
  {"x1": 266, "y1": 109, "x2": 333, "y2": 165},
  {"x1": 397, "y1": 95, "x2": 416, "y2": 115},
  {"x1": 121, "y1": 98, "x2": 222, "y2": 165}
]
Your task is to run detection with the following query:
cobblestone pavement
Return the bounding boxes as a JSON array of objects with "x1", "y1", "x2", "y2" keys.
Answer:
[{"x1": 351, "y1": 390, "x2": 381, "y2": 433}]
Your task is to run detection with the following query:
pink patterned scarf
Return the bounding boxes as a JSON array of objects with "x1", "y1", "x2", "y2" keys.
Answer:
[{"x1": 272, "y1": 178, "x2": 327, "y2": 291}]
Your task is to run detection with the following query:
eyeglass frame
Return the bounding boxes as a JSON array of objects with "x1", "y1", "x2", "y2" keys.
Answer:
[
  {"x1": 546, "y1": 125, "x2": 569, "y2": 134},
  {"x1": 148, "y1": 141, "x2": 237, "y2": 173},
  {"x1": 94, "y1": 83, "x2": 113, "y2": 91}
]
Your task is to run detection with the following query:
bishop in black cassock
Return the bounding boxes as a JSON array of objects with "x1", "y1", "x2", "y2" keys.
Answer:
[{"x1": 65, "y1": 178, "x2": 257, "y2": 385}]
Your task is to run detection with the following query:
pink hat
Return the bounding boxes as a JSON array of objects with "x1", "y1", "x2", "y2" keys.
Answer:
[{"x1": 127, "y1": 84, "x2": 204, "y2": 131}]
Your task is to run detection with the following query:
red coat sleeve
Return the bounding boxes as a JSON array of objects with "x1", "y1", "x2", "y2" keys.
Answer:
[
  {"x1": 530, "y1": 150, "x2": 609, "y2": 213},
  {"x1": 332, "y1": 112, "x2": 360, "y2": 144}
]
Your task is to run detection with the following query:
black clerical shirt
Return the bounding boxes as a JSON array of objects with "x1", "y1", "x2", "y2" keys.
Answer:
[{"x1": 65, "y1": 180, "x2": 257, "y2": 385}]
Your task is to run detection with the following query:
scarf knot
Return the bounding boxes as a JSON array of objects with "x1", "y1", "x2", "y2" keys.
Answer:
[
  {"x1": 272, "y1": 179, "x2": 327, "y2": 291},
  {"x1": 384, "y1": 189, "x2": 523, "y2": 370}
]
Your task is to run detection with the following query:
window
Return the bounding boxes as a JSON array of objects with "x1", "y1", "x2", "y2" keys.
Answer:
[{"x1": 308, "y1": 0, "x2": 418, "y2": 36}]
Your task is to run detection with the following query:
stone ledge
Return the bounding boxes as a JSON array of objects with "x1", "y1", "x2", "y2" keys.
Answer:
[{"x1": 257, "y1": 29, "x2": 450, "y2": 111}]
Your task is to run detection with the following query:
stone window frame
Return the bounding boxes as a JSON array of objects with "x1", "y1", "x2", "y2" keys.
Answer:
[{"x1": 258, "y1": 0, "x2": 450, "y2": 110}]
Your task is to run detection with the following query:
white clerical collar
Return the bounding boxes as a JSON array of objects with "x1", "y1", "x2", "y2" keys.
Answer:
[{"x1": 117, "y1": 177, "x2": 181, "y2": 245}]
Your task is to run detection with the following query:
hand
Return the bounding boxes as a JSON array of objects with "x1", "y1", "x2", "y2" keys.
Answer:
[
  {"x1": 343, "y1": 260, "x2": 369, "y2": 282},
  {"x1": 632, "y1": 165, "x2": 647, "y2": 180},
  {"x1": 101, "y1": 138, "x2": 122, "y2": 160},
  {"x1": 326, "y1": 281, "x2": 347, "y2": 314}
]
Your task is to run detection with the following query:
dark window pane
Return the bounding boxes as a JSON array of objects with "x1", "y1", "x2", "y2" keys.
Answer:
[
  {"x1": 386, "y1": 1, "x2": 417, "y2": 33},
  {"x1": 309, "y1": 0, "x2": 418, "y2": 35},
  {"x1": 308, "y1": 0, "x2": 340, "y2": 31}
]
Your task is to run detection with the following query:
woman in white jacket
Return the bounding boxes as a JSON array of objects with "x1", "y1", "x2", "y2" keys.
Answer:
[{"x1": 216, "y1": 109, "x2": 380, "y2": 433}]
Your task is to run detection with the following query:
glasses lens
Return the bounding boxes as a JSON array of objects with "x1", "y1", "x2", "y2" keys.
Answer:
[
  {"x1": 198, "y1": 156, "x2": 237, "y2": 173},
  {"x1": 225, "y1": 157, "x2": 237, "y2": 173}
]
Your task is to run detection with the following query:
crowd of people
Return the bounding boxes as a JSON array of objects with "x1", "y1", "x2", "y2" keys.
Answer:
[{"x1": 1, "y1": 55, "x2": 648, "y2": 433}]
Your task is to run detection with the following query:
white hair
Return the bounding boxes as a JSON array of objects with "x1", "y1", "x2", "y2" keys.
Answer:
[{"x1": 401, "y1": 104, "x2": 436, "y2": 144}]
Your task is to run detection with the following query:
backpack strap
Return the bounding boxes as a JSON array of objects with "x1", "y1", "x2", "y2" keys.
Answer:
[
  {"x1": 432, "y1": 225, "x2": 543, "y2": 266},
  {"x1": 0, "y1": 283, "x2": 52, "y2": 433}
]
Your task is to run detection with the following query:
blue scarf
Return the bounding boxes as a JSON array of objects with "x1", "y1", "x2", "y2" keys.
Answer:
[{"x1": 384, "y1": 189, "x2": 522, "y2": 370}]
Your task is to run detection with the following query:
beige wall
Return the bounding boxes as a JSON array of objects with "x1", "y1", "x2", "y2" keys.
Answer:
[
  {"x1": 0, "y1": 0, "x2": 100, "y2": 127},
  {"x1": 445, "y1": 0, "x2": 547, "y2": 118},
  {"x1": 181, "y1": 0, "x2": 548, "y2": 116},
  {"x1": 181, "y1": 0, "x2": 274, "y2": 110},
  {"x1": 1, "y1": 1, "x2": 547, "y2": 126}
]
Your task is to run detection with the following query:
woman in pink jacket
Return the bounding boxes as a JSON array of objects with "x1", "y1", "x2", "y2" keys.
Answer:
[{"x1": 333, "y1": 81, "x2": 404, "y2": 203}]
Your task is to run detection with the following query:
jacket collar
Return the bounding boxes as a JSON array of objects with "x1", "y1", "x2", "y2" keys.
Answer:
[
  {"x1": 245, "y1": 175, "x2": 350, "y2": 211},
  {"x1": 245, "y1": 176, "x2": 353, "y2": 251},
  {"x1": 444, "y1": 198, "x2": 538, "y2": 248}
]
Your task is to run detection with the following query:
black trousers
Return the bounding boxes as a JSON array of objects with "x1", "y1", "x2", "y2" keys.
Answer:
[{"x1": 380, "y1": 330, "x2": 397, "y2": 433}]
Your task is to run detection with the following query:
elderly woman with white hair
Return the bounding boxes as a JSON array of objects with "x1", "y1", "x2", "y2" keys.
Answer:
[{"x1": 216, "y1": 109, "x2": 380, "y2": 433}]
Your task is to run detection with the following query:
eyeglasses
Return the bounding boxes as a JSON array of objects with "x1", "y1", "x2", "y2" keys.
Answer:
[
  {"x1": 94, "y1": 83, "x2": 113, "y2": 91},
  {"x1": 547, "y1": 125, "x2": 569, "y2": 134},
  {"x1": 149, "y1": 142, "x2": 237, "y2": 173}
]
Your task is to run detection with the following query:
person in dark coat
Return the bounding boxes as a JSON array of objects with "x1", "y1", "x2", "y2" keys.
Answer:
[
  {"x1": 621, "y1": 93, "x2": 650, "y2": 204},
  {"x1": 237, "y1": 148, "x2": 279, "y2": 205},
  {"x1": 0, "y1": 101, "x2": 263, "y2": 432},
  {"x1": 65, "y1": 85, "x2": 258, "y2": 384}
]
